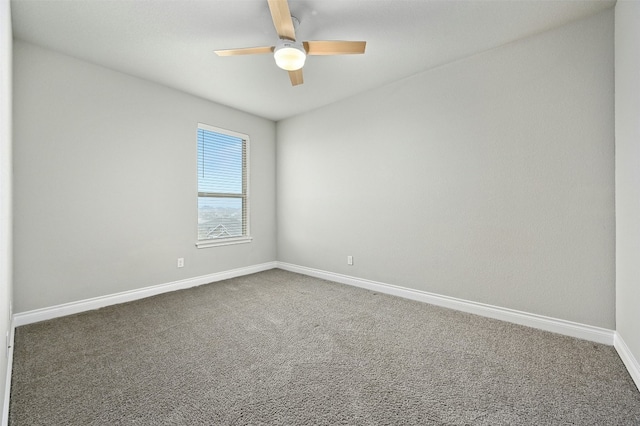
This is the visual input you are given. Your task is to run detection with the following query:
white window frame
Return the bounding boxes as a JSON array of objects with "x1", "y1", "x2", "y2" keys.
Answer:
[{"x1": 196, "y1": 123, "x2": 251, "y2": 248}]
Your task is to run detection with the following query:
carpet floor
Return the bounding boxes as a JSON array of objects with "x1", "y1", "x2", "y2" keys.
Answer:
[{"x1": 9, "y1": 269, "x2": 640, "y2": 425}]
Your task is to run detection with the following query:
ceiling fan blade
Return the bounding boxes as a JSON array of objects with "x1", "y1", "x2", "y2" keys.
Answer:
[
  {"x1": 304, "y1": 41, "x2": 366, "y2": 55},
  {"x1": 288, "y1": 69, "x2": 303, "y2": 86},
  {"x1": 215, "y1": 46, "x2": 275, "y2": 56},
  {"x1": 267, "y1": 0, "x2": 296, "y2": 41}
]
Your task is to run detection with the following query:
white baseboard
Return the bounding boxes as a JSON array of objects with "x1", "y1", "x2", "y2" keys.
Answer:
[
  {"x1": 2, "y1": 320, "x2": 14, "y2": 426},
  {"x1": 277, "y1": 262, "x2": 615, "y2": 345},
  {"x1": 13, "y1": 262, "x2": 278, "y2": 327},
  {"x1": 614, "y1": 332, "x2": 640, "y2": 391}
]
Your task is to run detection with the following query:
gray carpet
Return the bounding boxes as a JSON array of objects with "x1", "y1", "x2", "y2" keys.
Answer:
[{"x1": 9, "y1": 269, "x2": 640, "y2": 425}]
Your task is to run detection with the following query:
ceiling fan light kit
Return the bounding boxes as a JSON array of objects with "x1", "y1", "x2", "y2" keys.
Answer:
[
  {"x1": 214, "y1": 0, "x2": 366, "y2": 86},
  {"x1": 274, "y1": 39, "x2": 306, "y2": 71}
]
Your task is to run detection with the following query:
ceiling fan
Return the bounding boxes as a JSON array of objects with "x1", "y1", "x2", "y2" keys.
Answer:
[{"x1": 214, "y1": 0, "x2": 366, "y2": 86}]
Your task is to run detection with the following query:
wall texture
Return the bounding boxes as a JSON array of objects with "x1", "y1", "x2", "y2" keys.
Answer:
[
  {"x1": 1, "y1": 0, "x2": 12, "y2": 420},
  {"x1": 277, "y1": 10, "x2": 615, "y2": 328},
  {"x1": 12, "y1": 41, "x2": 277, "y2": 312},
  {"x1": 615, "y1": 0, "x2": 640, "y2": 381}
]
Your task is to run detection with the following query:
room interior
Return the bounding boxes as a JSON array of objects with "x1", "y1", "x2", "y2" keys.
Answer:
[{"x1": 1, "y1": 0, "x2": 639, "y2": 422}]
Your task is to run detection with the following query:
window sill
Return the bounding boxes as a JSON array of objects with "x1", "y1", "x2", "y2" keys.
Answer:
[{"x1": 196, "y1": 236, "x2": 253, "y2": 249}]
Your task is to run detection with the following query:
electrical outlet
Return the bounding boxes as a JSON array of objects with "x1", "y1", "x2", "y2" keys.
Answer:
[
  {"x1": 347, "y1": 255, "x2": 353, "y2": 265},
  {"x1": 177, "y1": 258, "x2": 184, "y2": 268}
]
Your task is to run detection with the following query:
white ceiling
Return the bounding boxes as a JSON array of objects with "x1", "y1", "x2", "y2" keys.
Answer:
[{"x1": 11, "y1": 0, "x2": 614, "y2": 121}]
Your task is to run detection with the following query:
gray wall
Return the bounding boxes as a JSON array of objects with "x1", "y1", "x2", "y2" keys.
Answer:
[
  {"x1": 277, "y1": 10, "x2": 615, "y2": 328},
  {"x1": 1, "y1": 0, "x2": 12, "y2": 419},
  {"x1": 615, "y1": 0, "x2": 640, "y2": 374},
  {"x1": 12, "y1": 41, "x2": 277, "y2": 312}
]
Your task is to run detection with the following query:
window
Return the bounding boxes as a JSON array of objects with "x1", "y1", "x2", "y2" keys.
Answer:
[{"x1": 196, "y1": 123, "x2": 250, "y2": 248}]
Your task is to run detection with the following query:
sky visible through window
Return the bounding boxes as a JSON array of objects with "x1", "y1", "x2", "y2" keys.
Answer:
[{"x1": 197, "y1": 128, "x2": 245, "y2": 240}]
